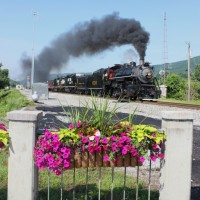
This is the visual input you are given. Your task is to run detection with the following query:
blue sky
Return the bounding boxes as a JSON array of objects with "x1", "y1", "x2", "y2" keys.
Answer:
[{"x1": 1, "y1": 0, "x2": 200, "y2": 80}]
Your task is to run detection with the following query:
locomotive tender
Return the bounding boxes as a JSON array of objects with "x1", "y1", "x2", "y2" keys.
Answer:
[{"x1": 48, "y1": 59, "x2": 161, "y2": 100}]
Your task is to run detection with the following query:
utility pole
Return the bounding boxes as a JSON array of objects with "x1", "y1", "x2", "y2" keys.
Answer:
[
  {"x1": 187, "y1": 42, "x2": 191, "y2": 101},
  {"x1": 163, "y1": 12, "x2": 169, "y2": 83},
  {"x1": 31, "y1": 11, "x2": 37, "y2": 87}
]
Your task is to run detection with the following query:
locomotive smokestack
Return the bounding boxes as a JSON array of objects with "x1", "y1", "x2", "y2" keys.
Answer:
[
  {"x1": 21, "y1": 13, "x2": 149, "y2": 82},
  {"x1": 140, "y1": 58, "x2": 144, "y2": 66}
]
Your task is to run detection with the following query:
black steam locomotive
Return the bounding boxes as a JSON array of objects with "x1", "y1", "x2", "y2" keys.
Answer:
[{"x1": 48, "y1": 60, "x2": 161, "y2": 100}]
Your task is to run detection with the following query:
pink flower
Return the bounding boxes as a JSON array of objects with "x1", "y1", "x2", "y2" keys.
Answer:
[
  {"x1": 61, "y1": 147, "x2": 67, "y2": 153},
  {"x1": 53, "y1": 134, "x2": 59, "y2": 141},
  {"x1": 81, "y1": 137, "x2": 89, "y2": 143},
  {"x1": 131, "y1": 149, "x2": 138, "y2": 157},
  {"x1": 139, "y1": 156, "x2": 145, "y2": 163},
  {"x1": 55, "y1": 169, "x2": 62, "y2": 176},
  {"x1": 110, "y1": 136, "x2": 117, "y2": 141},
  {"x1": 64, "y1": 160, "x2": 70, "y2": 168},
  {"x1": 103, "y1": 145, "x2": 108, "y2": 151},
  {"x1": 111, "y1": 143, "x2": 117, "y2": 152},
  {"x1": 0, "y1": 124, "x2": 7, "y2": 131},
  {"x1": 158, "y1": 153, "x2": 164, "y2": 159},
  {"x1": 151, "y1": 133, "x2": 156, "y2": 137},
  {"x1": 122, "y1": 147, "x2": 128, "y2": 155},
  {"x1": 120, "y1": 132, "x2": 127, "y2": 137},
  {"x1": 124, "y1": 136, "x2": 131, "y2": 143},
  {"x1": 94, "y1": 136, "x2": 100, "y2": 142},
  {"x1": 0, "y1": 142, "x2": 4, "y2": 148},
  {"x1": 102, "y1": 138, "x2": 109, "y2": 145},
  {"x1": 44, "y1": 130, "x2": 52, "y2": 139},
  {"x1": 69, "y1": 123, "x2": 74, "y2": 130},
  {"x1": 76, "y1": 122, "x2": 82, "y2": 128},
  {"x1": 152, "y1": 143, "x2": 157, "y2": 150},
  {"x1": 150, "y1": 155, "x2": 157, "y2": 162},
  {"x1": 103, "y1": 155, "x2": 109, "y2": 162},
  {"x1": 63, "y1": 152, "x2": 70, "y2": 158}
]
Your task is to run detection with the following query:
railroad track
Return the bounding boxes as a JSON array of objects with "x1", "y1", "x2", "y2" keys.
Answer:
[{"x1": 139, "y1": 100, "x2": 200, "y2": 110}]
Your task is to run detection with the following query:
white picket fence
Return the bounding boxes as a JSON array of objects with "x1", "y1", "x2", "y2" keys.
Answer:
[{"x1": 7, "y1": 110, "x2": 194, "y2": 200}]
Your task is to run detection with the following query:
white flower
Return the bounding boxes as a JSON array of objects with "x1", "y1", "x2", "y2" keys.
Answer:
[
  {"x1": 89, "y1": 136, "x2": 95, "y2": 141},
  {"x1": 94, "y1": 130, "x2": 101, "y2": 136}
]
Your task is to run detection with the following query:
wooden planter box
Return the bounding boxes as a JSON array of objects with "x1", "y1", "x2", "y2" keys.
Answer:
[{"x1": 70, "y1": 150, "x2": 142, "y2": 168}]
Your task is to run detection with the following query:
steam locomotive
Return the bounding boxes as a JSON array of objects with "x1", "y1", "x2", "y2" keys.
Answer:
[{"x1": 48, "y1": 60, "x2": 161, "y2": 100}]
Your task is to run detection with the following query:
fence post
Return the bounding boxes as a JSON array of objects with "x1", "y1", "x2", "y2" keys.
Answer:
[
  {"x1": 159, "y1": 111, "x2": 194, "y2": 200},
  {"x1": 7, "y1": 110, "x2": 43, "y2": 200}
]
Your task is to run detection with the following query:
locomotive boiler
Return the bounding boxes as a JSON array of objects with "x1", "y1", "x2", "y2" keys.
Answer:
[{"x1": 48, "y1": 60, "x2": 161, "y2": 101}]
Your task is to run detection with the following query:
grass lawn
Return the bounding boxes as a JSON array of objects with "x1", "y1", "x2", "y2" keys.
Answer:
[{"x1": 0, "y1": 89, "x2": 34, "y2": 119}]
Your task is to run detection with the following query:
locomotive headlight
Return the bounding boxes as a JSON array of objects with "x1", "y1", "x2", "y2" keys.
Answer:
[{"x1": 146, "y1": 72, "x2": 152, "y2": 78}]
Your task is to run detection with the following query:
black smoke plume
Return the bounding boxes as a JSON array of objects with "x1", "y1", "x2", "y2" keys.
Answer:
[{"x1": 21, "y1": 13, "x2": 149, "y2": 82}]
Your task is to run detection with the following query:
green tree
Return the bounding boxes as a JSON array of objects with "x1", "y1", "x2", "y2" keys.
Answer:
[
  {"x1": 191, "y1": 81, "x2": 200, "y2": 100},
  {"x1": 165, "y1": 73, "x2": 186, "y2": 100},
  {"x1": 193, "y1": 64, "x2": 200, "y2": 81},
  {"x1": 0, "y1": 63, "x2": 10, "y2": 89}
]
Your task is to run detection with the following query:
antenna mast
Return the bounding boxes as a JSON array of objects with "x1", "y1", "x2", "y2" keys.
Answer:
[{"x1": 163, "y1": 12, "x2": 169, "y2": 83}]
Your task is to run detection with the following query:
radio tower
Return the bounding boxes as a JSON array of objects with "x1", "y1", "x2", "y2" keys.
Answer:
[{"x1": 163, "y1": 12, "x2": 169, "y2": 83}]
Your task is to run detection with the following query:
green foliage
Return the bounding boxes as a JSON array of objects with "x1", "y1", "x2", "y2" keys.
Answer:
[
  {"x1": 193, "y1": 64, "x2": 200, "y2": 81},
  {"x1": 0, "y1": 89, "x2": 34, "y2": 117},
  {"x1": 0, "y1": 63, "x2": 9, "y2": 89},
  {"x1": 0, "y1": 152, "x2": 8, "y2": 200},
  {"x1": 62, "y1": 95, "x2": 135, "y2": 134},
  {"x1": 165, "y1": 73, "x2": 187, "y2": 100},
  {"x1": 191, "y1": 81, "x2": 200, "y2": 100}
]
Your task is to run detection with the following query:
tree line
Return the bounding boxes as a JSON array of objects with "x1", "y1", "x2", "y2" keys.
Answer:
[
  {"x1": 158, "y1": 64, "x2": 200, "y2": 100},
  {"x1": 0, "y1": 63, "x2": 9, "y2": 89}
]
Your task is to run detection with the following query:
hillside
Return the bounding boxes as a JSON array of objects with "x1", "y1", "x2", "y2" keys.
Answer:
[{"x1": 153, "y1": 55, "x2": 200, "y2": 75}]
